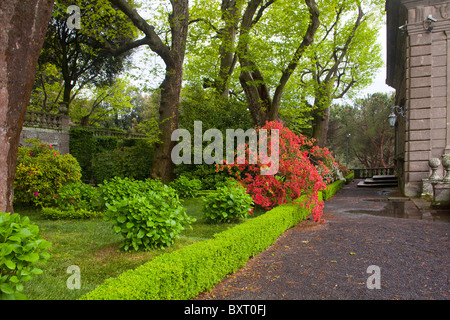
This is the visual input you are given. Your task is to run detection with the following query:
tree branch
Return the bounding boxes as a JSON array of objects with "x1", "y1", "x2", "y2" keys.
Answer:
[
  {"x1": 109, "y1": 0, "x2": 171, "y2": 61},
  {"x1": 270, "y1": 0, "x2": 320, "y2": 120}
]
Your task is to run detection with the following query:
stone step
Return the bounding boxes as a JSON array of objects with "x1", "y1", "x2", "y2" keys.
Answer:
[
  {"x1": 363, "y1": 178, "x2": 398, "y2": 184},
  {"x1": 372, "y1": 175, "x2": 397, "y2": 180},
  {"x1": 357, "y1": 181, "x2": 398, "y2": 188}
]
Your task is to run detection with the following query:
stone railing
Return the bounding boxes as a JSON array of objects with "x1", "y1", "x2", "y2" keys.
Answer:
[
  {"x1": 422, "y1": 155, "x2": 450, "y2": 206},
  {"x1": 351, "y1": 167, "x2": 395, "y2": 179},
  {"x1": 21, "y1": 109, "x2": 150, "y2": 154},
  {"x1": 23, "y1": 111, "x2": 69, "y2": 130}
]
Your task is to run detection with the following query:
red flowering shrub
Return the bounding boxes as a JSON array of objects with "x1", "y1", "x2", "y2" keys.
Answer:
[{"x1": 218, "y1": 121, "x2": 336, "y2": 222}]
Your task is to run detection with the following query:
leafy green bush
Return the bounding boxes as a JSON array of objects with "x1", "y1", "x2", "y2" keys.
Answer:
[
  {"x1": 56, "y1": 181, "x2": 101, "y2": 212},
  {"x1": 169, "y1": 175, "x2": 202, "y2": 198},
  {"x1": 97, "y1": 177, "x2": 146, "y2": 210},
  {"x1": 91, "y1": 139, "x2": 154, "y2": 184},
  {"x1": 174, "y1": 164, "x2": 229, "y2": 190},
  {"x1": 41, "y1": 207, "x2": 102, "y2": 220},
  {"x1": 103, "y1": 180, "x2": 194, "y2": 251},
  {"x1": 69, "y1": 128, "x2": 95, "y2": 182},
  {"x1": 0, "y1": 212, "x2": 51, "y2": 300},
  {"x1": 202, "y1": 181, "x2": 253, "y2": 223},
  {"x1": 14, "y1": 139, "x2": 82, "y2": 208}
]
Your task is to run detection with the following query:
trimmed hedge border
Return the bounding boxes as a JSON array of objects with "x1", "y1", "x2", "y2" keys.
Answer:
[
  {"x1": 322, "y1": 179, "x2": 345, "y2": 201},
  {"x1": 80, "y1": 192, "x2": 323, "y2": 300},
  {"x1": 345, "y1": 173, "x2": 355, "y2": 184}
]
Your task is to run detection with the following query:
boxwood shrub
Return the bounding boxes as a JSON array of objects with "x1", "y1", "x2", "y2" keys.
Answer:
[
  {"x1": 81, "y1": 192, "x2": 322, "y2": 300},
  {"x1": 322, "y1": 179, "x2": 345, "y2": 201}
]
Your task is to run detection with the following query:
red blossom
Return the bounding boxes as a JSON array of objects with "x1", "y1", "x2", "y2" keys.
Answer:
[{"x1": 220, "y1": 121, "x2": 336, "y2": 222}]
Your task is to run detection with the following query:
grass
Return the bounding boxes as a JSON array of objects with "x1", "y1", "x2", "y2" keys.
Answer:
[{"x1": 16, "y1": 197, "x2": 267, "y2": 300}]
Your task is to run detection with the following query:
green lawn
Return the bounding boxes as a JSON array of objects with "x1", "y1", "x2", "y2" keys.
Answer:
[{"x1": 17, "y1": 198, "x2": 266, "y2": 300}]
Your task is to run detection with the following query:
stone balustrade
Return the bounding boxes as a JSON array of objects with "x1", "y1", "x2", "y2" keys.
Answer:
[{"x1": 422, "y1": 155, "x2": 450, "y2": 207}]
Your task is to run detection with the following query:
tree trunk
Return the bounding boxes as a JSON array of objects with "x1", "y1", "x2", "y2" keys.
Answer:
[
  {"x1": 237, "y1": 0, "x2": 319, "y2": 127},
  {"x1": 0, "y1": 0, "x2": 54, "y2": 213},
  {"x1": 215, "y1": 0, "x2": 241, "y2": 97},
  {"x1": 312, "y1": 106, "x2": 330, "y2": 148},
  {"x1": 150, "y1": 63, "x2": 183, "y2": 183},
  {"x1": 150, "y1": 0, "x2": 189, "y2": 183}
]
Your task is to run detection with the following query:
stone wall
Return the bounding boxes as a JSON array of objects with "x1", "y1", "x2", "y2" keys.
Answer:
[
  {"x1": 20, "y1": 111, "x2": 70, "y2": 154},
  {"x1": 387, "y1": 0, "x2": 450, "y2": 197}
]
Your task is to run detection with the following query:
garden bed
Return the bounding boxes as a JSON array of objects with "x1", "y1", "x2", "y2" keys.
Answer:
[
  {"x1": 81, "y1": 192, "x2": 322, "y2": 300},
  {"x1": 18, "y1": 198, "x2": 266, "y2": 300}
]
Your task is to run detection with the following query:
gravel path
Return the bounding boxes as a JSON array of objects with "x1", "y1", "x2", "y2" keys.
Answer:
[{"x1": 196, "y1": 180, "x2": 450, "y2": 300}]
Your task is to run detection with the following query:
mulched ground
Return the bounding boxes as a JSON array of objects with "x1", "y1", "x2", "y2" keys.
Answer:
[{"x1": 196, "y1": 180, "x2": 450, "y2": 300}]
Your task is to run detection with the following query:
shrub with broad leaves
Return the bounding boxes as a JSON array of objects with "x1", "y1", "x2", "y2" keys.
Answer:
[
  {"x1": 202, "y1": 180, "x2": 253, "y2": 223},
  {"x1": 169, "y1": 175, "x2": 203, "y2": 198},
  {"x1": 0, "y1": 212, "x2": 51, "y2": 300},
  {"x1": 102, "y1": 178, "x2": 195, "y2": 251}
]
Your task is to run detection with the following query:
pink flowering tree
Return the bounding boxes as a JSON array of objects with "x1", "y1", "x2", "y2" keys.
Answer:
[{"x1": 218, "y1": 121, "x2": 337, "y2": 222}]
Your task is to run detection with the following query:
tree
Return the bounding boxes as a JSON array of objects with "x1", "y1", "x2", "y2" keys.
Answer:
[
  {"x1": 39, "y1": 0, "x2": 137, "y2": 111},
  {"x1": 69, "y1": 77, "x2": 136, "y2": 126},
  {"x1": 187, "y1": 0, "x2": 320, "y2": 126},
  {"x1": 186, "y1": 0, "x2": 383, "y2": 140},
  {"x1": 327, "y1": 93, "x2": 395, "y2": 169},
  {"x1": 304, "y1": 0, "x2": 384, "y2": 147},
  {"x1": 107, "y1": 0, "x2": 189, "y2": 183},
  {"x1": 0, "y1": 0, "x2": 54, "y2": 213}
]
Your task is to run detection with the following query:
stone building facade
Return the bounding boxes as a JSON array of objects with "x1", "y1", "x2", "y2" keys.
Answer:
[{"x1": 386, "y1": 0, "x2": 450, "y2": 197}]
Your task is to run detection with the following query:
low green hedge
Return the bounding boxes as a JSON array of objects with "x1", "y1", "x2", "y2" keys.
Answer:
[
  {"x1": 322, "y1": 179, "x2": 345, "y2": 201},
  {"x1": 345, "y1": 173, "x2": 355, "y2": 184},
  {"x1": 80, "y1": 192, "x2": 322, "y2": 300}
]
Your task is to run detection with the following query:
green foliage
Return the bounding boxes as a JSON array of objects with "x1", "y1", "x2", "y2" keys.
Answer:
[
  {"x1": 69, "y1": 128, "x2": 95, "y2": 182},
  {"x1": 56, "y1": 182, "x2": 101, "y2": 212},
  {"x1": 102, "y1": 179, "x2": 194, "y2": 251},
  {"x1": 179, "y1": 84, "x2": 253, "y2": 135},
  {"x1": 322, "y1": 179, "x2": 345, "y2": 201},
  {"x1": 91, "y1": 139, "x2": 154, "y2": 183},
  {"x1": 0, "y1": 212, "x2": 51, "y2": 300},
  {"x1": 202, "y1": 181, "x2": 254, "y2": 223},
  {"x1": 328, "y1": 93, "x2": 395, "y2": 168},
  {"x1": 174, "y1": 164, "x2": 229, "y2": 190},
  {"x1": 70, "y1": 78, "x2": 136, "y2": 127},
  {"x1": 94, "y1": 136, "x2": 118, "y2": 153},
  {"x1": 169, "y1": 175, "x2": 202, "y2": 198},
  {"x1": 14, "y1": 139, "x2": 82, "y2": 208},
  {"x1": 41, "y1": 207, "x2": 102, "y2": 220},
  {"x1": 69, "y1": 128, "x2": 155, "y2": 184},
  {"x1": 81, "y1": 193, "x2": 321, "y2": 300}
]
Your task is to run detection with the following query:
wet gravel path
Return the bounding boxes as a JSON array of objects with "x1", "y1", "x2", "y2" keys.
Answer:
[{"x1": 197, "y1": 181, "x2": 450, "y2": 300}]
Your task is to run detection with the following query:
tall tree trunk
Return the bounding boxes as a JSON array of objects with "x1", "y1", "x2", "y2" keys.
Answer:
[
  {"x1": 237, "y1": 0, "x2": 319, "y2": 127},
  {"x1": 108, "y1": 0, "x2": 189, "y2": 183},
  {"x1": 151, "y1": 62, "x2": 183, "y2": 183},
  {"x1": 150, "y1": 1, "x2": 189, "y2": 183},
  {"x1": 0, "y1": 0, "x2": 54, "y2": 213},
  {"x1": 215, "y1": 0, "x2": 241, "y2": 97},
  {"x1": 312, "y1": 105, "x2": 330, "y2": 148}
]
